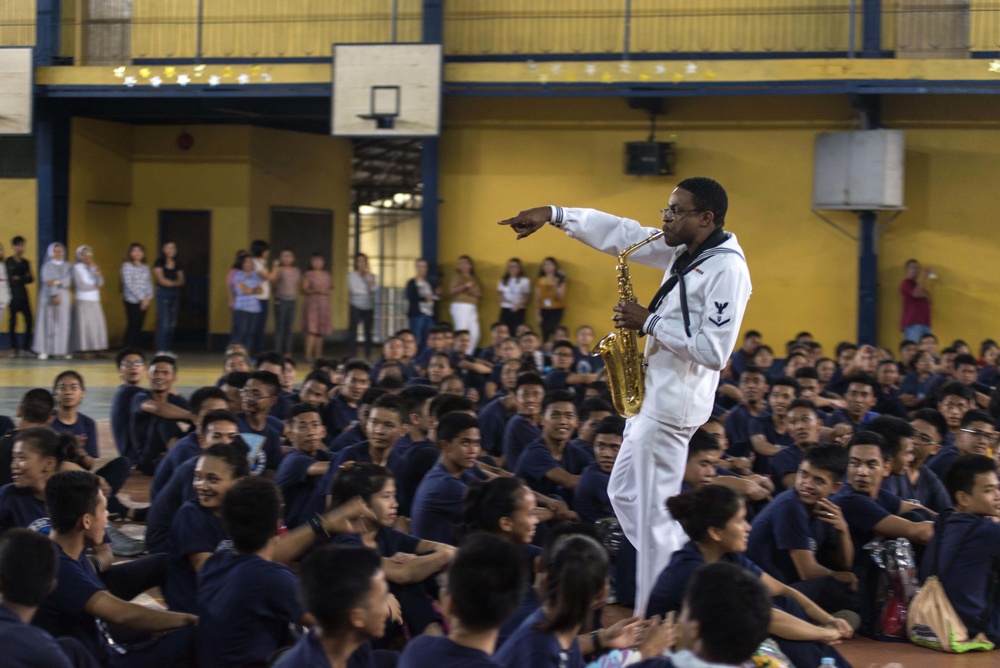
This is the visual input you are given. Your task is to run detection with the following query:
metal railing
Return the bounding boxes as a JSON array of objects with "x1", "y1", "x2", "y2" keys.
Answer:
[{"x1": 6, "y1": 2, "x2": 1000, "y2": 62}]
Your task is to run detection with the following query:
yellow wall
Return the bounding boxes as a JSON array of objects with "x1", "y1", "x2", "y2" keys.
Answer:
[{"x1": 438, "y1": 94, "x2": 1000, "y2": 355}]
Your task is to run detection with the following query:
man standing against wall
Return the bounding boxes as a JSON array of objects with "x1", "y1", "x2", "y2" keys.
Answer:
[
  {"x1": 499, "y1": 177, "x2": 752, "y2": 614},
  {"x1": 900, "y1": 259, "x2": 933, "y2": 343},
  {"x1": 5, "y1": 236, "x2": 33, "y2": 357}
]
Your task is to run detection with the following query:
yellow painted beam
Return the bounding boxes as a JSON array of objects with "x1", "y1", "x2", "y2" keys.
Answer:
[{"x1": 35, "y1": 58, "x2": 1000, "y2": 88}]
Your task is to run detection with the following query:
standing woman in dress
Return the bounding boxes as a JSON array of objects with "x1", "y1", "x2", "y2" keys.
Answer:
[
  {"x1": 534, "y1": 256, "x2": 567, "y2": 343},
  {"x1": 153, "y1": 241, "x2": 185, "y2": 354},
  {"x1": 72, "y1": 245, "x2": 108, "y2": 358},
  {"x1": 301, "y1": 252, "x2": 332, "y2": 362},
  {"x1": 448, "y1": 255, "x2": 482, "y2": 354},
  {"x1": 229, "y1": 251, "x2": 263, "y2": 350},
  {"x1": 34, "y1": 242, "x2": 73, "y2": 360},
  {"x1": 497, "y1": 257, "x2": 531, "y2": 334},
  {"x1": 120, "y1": 242, "x2": 153, "y2": 349},
  {"x1": 271, "y1": 249, "x2": 301, "y2": 357}
]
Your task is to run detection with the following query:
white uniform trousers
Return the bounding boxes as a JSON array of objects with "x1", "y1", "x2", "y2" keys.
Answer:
[
  {"x1": 449, "y1": 302, "x2": 481, "y2": 353},
  {"x1": 609, "y1": 412, "x2": 696, "y2": 616}
]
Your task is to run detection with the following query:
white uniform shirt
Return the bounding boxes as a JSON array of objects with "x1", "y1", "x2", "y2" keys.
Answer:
[{"x1": 553, "y1": 207, "x2": 752, "y2": 427}]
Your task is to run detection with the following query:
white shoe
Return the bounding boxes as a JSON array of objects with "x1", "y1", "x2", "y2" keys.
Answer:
[{"x1": 37, "y1": 353, "x2": 48, "y2": 360}]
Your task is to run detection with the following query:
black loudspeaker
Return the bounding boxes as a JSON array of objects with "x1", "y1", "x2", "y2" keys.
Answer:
[{"x1": 624, "y1": 142, "x2": 675, "y2": 176}]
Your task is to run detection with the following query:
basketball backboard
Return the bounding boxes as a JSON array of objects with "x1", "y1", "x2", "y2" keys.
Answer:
[
  {"x1": 0, "y1": 48, "x2": 32, "y2": 135},
  {"x1": 332, "y1": 43, "x2": 441, "y2": 137}
]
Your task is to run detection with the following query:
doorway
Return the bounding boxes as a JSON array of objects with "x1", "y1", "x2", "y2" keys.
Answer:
[{"x1": 158, "y1": 210, "x2": 211, "y2": 349}]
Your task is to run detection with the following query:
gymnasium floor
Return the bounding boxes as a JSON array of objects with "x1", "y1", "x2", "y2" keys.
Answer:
[{"x1": 0, "y1": 353, "x2": 994, "y2": 668}]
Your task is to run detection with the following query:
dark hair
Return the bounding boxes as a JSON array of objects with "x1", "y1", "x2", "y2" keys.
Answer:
[
  {"x1": 53, "y1": 370, "x2": 85, "y2": 392},
  {"x1": 45, "y1": 471, "x2": 102, "y2": 534},
  {"x1": 221, "y1": 477, "x2": 281, "y2": 553},
  {"x1": 232, "y1": 250, "x2": 250, "y2": 270},
  {"x1": 980, "y1": 339, "x2": 999, "y2": 357},
  {"x1": 115, "y1": 347, "x2": 145, "y2": 367},
  {"x1": 533, "y1": 534, "x2": 608, "y2": 633},
  {"x1": 299, "y1": 544, "x2": 382, "y2": 632},
  {"x1": 201, "y1": 440, "x2": 251, "y2": 479},
  {"x1": 255, "y1": 351, "x2": 284, "y2": 369},
  {"x1": 944, "y1": 455, "x2": 999, "y2": 503},
  {"x1": 835, "y1": 342, "x2": 859, "y2": 357},
  {"x1": 247, "y1": 370, "x2": 280, "y2": 395},
  {"x1": 939, "y1": 381, "x2": 975, "y2": 404},
  {"x1": 369, "y1": 393, "x2": 405, "y2": 423},
  {"x1": 223, "y1": 371, "x2": 250, "y2": 390},
  {"x1": 769, "y1": 376, "x2": 800, "y2": 396},
  {"x1": 125, "y1": 242, "x2": 147, "y2": 263},
  {"x1": 847, "y1": 430, "x2": 890, "y2": 462},
  {"x1": 429, "y1": 393, "x2": 475, "y2": 420},
  {"x1": 353, "y1": 253, "x2": 368, "y2": 270},
  {"x1": 877, "y1": 358, "x2": 899, "y2": 370},
  {"x1": 250, "y1": 239, "x2": 269, "y2": 258},
  {"x1": 866, "y1": 416, "x2": 914, "y2": 461},
  {"x1": 378, "y1": 375, "x2": 405, "y2": 391},
  {"x1": 666, "y1": 486, "x2": 743, "y2": 542},
  {"x1": 11, "y1": 236, "x2": 24, "y2": 246},
  {"x1": 542, "y1": 389, "x2": 577, "y2": 413},
  {"x1": 302, "y1": 371, "x2": 332, "y2": 391},
  {"x1": 960, "y1": 409, "x2": 993, "y2": 429},
  {"x1": 447, "y1": 533, "x2": 525, "y2": 632},
  {"x1": 200, "y1": 409, "x2": 239, "y2": 435},
  {"x1": 683, "y1": 562, "x2": 771, "y2": 664},
  {"x1": 787, "y1": 398, "x2": 818, "y2": 414},
  {"x1": 803, "y1": 443, "x2": 849, "y2": 480},
  {"x1": 0, "y1": 528, "x2": 59, "y2": 606},
  {"x1": 954, "y1": 353, "x2": 978, "y2": 369},
  {"x1": 190, "y1": 386, "x2": 229, "y2": 414},
  {"x1": 921, "y1": 333, "x2": 938, "y2": 342},
  {"x1": 20, "y1": 389, "x2": 55, "y2": 424},
  {"x1": 594, "y1": 415, "x2": 626, "y2": 438},
  {"x1": 149, "y1": 354, "x2": 178, "y2": 371},
  {"x1": 578, "y1": 397, "x2": 614, "y2": 422},
  {"x1": 15, "y1": 427, "x2": 76, "y2": 465},
  {"x1": 739, "y1": 365, "x2": 768, "y2": 382},
  {"x1": 793, "y1": 366, "x2": 819, "y2": 381},
  {"x1": 676, "y1": 177, "x2": 728, "y2": 227},
  {"x1": 360, "y1": 387, "x2": 388, "y2": 407},
  {"x1": 501, "y1": 257, "x2": 525, "y2": 285},
  {"x1": 288, "y1": 402, "x2": 322, "y2": 423},
  {"x1": 438, "y1": 412, "x2": 479, "y2": 443},
  {"x1": 913, "y1": 408, "x2": 948, "y2": 441},
  {"x1": 330, "y1": 463, "x2": 394, "y2": 508},
  {"x1": 344, "y1": 359, "x2": 373, "y2": 375},
  {"x1": 515, "y1": 372, "x2": 545, "y2": 391},
  {"x1": 847, "y1": 373, "x2": 879, "y2": 396},
  {"x1": 462, "y1": 477, "x2": 530, "y2": 535},
  {"x1": 687, "y1": 428, "x2": 723, "y2": 460},
  {"x1": 743, "y1": 330, "x2": 761, "y2": 341},
  {"x1": 585, "y1": 380, "x2": 612, "y2": 402},
  {"x1": 551, "y1": 340, "x2": 575, "y2": 354}
]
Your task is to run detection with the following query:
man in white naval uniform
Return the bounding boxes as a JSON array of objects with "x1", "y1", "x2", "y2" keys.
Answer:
[{"x1": 499, "y1": 177, "x2": 752, "y2": 614}]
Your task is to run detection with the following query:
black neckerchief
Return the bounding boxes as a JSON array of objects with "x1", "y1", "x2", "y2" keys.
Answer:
[{"x1": 646, "y1": 226, "x2": 730, "y2": 336}]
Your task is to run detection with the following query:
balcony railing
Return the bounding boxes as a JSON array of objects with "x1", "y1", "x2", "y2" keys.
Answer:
[{"x1": 4, "y1": 1, "x2": 999, "y2": 64}]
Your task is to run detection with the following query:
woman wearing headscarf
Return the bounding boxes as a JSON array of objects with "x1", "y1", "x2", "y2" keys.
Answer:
[
  {"x1": 33, "y1": 242, "x2": 73, "y2": 360},
  {"x1": 72, "y1": 245, "x2": 108, "y2": 357}
]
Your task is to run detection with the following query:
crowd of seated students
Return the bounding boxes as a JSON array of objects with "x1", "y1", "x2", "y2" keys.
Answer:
[{"x1": 1, "y1": 324, "x2": 1000, "y2": 666}]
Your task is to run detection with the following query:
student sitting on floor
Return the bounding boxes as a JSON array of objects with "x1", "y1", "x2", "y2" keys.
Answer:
[
  {"x1": 500, "y1": 373, "x2": 546, "y2": 471},
  {"x1": 330, "y1": 387, "x2": 386, "y2": 454},
  {"x1": 0, "y1": 528, "x2": 99, "y2": 668},
  {"x1": 768, "y1": 398, "x2": 822, "y2": 494},
  {"x1": 903, "y1": 408, "x2": 952, "y2": 513},
  {"x1": 514, "y1": 390, "x2": 593, "y2": 504},
  {"x1": 333, "y1": 394, "x2": 407, "y2": 477},
  {"x1": 920, "y1": 455, "x2": 1000, "y2": 645},
  {"x1": 398, "y1": 533, "x2": 526, "y2": 668},
  {"x1": 274, "y1": 402, "x2": 332, "y2": 529},
  {"x1": 234, "y1": 370, "x2": 285, "y2": 476},
  {"x1": 634, "y1": 562, "x2": 771, "y2": 668},
  {"x1": 747, "y1": 443, "x2": 857, "y2": 613},
  {"x1": 647, "y1": 485, "x2": 852, "y2": 668},
  {"x1": 164, "y1": 441, "x2": 249, "y2": 614},
  {"x1": 149, "y1": 387, "x2": 229, "y2": 501},
  {"x1": 34, "y1": 471, "x2": 198, "y2": 667}
]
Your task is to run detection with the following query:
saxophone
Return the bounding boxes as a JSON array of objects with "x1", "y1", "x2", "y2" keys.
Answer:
[{"x1": 592, "y1": 230, "x2": 665, "y2": 418}]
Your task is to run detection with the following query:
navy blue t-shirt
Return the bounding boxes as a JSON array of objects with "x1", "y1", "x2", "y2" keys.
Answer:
[
  {"x1": 572, "y1": 349, "x2": 603, "y2": 375},
  {"x1": 0, "y1": 483, "x2": 49, "y2": 534},
  {"x1": 333, "y1": 526, "x2": 420, "y2": 557},
  {"x1": 110, "y1": 384, "x2": 144, "y2": 457},
  {"x1": 926, "y1": 445, "x2": 960, "y2": 480},
  {"x1": 478, "y1": 397, "x2": 513, "y2": 457},
  {"x1": 397, "y1": 440, "x2": 438, "y2": 519},
  {"x1": 50, "y1": 413, "x2": 99, "y2": 458},
  {"x1": 329, "y1": 424, "x2": 365, "y2": 454},
  {"x1": 274, "y1": 629, "x2": 375, "y2": 668},
  {"x1": 32, "y1": 546, "x2": 108, "y2": 663},
  {"x1": 882, "y1": 467, "x2": 951, "y2": 513},
  {"x1": 196, "y1": 551, "x2": 303, "y2": 668},
  {"x1": 645, "y1": 541, "x2": 762, "y2": 619},
  {"x1": 400, "y1": 635, "x2": 499, "y2": 668},
  {"x1": 747, "y1": 489, "x2": 841, "y2": 584},
  {"x1": 514, "y1": 440, "x2": 594, "y2": 501},
  {"x1": 748, "y1": 413, "x2": 794, "y2": 474},
  {"x1": 165, "y1": 500, "x2": 230, "y2": 613},
  {"x1": 0, "y1": 604, "x2": 75, "y2": 668},
  {"x1": 501, "y1": 415, "x2": 542, "y2": 471},
  {"x1": 768, "y1": 445, "x2": 805, "y2": 494},
  {"x1": 573, "y1": 464, "x2": 613, "y2": 524},
  {"x1": 324, "y1": 394, "x2": 358, "y2": 435},
  {"x1": 832, "y1": 484, "x2": 902, "y2": 570},
  {"x1": 150, "y1": 432, "x2": 202, "y2": 501},
  {"x1": 146, "y1": 457, "x2": 198, "y2": 554},
  {"x1": 236, "y1": 413, "x2": 284, "y2": 473},
  {"x1": 275, "y1": 448, "x2": 332, "y2": 528},
  {"x1": 334, "y1": 442, "x2": 404, "y2": 477},
  {"x1": 824, "y1": 408, "x2": 880, "y2": 432},
  {"x1": 494, "y1": 608, "x2": 583, "y2": 668},
  {"x1": 411, "y1": 462, "x2": 486, "y2": 545},
  {"x1": 497, "y1": 543, "x2": 542, "y2": 649},
  {"x1": 724, "y1": 405, "x2": 758, "y2": 459},
  {"x1": 129, "y1": 391, "x2": 192, "y2": 474},
  {"x1": 919, "y1": 513, "x2": 1000, "y2": 643}
]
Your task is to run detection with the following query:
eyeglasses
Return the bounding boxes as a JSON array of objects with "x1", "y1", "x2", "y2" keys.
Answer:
[
  {"x1": 660, "y1": 206, "x2": 704, "y2": 218},
  {"x1": 239, "y1": 389, "x2": 274, "y2": 400},
  {"x1": 960, "y1": 428, "x2": 1000, "y2": 445},
  {"x1": 119, "y1": 361, "x2": 145, "y2": 369},
  {"x1": 914, "y1": 433, "x2": 938, "y2": 446}
]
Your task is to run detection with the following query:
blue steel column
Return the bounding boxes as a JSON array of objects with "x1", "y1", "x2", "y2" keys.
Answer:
[
  {"x1": 421, "y1": 0, "x2": 443, "y2": 270},
  {"x1": 34, "y1": 0, "x2": 61, "y2": 65},
  {"x1": 857, "y1": 211, "x2": 878, "y2": 345},
  {"x1": 862, "y1": 0, "x2": 882, "y2": 57},
  {"x1": 35, "y1": 107, "x2": 71, "y2": 262}
]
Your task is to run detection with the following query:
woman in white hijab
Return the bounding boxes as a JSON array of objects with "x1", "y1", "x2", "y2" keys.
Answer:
[
  {"x1": 34, "y1": 242, "x2": 73, "y2": 360},
  {"x1": 72, "y1": 245, "x2": 108, "y2": 357}
]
